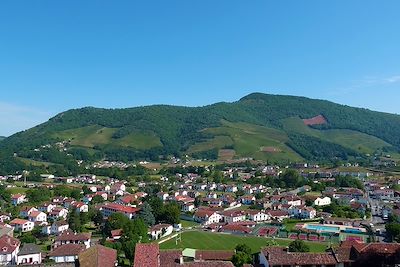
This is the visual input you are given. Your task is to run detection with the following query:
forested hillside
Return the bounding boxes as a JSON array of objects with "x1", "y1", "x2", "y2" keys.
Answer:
[{"x1": 1, "y1": 93, "x2": 399, "y2": 171}]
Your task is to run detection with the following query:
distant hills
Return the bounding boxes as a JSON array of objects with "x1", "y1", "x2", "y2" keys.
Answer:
[
  {"x1": 1, "y1": 93, "x2": 400, "y2": 165},
  {"x1": 0, "y1": 136, "x2": 5, "y2": 141}
]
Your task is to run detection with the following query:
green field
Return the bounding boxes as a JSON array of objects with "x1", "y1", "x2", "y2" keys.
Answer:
[
  {"x1": 189, "y1": 120, "x2": 303, "y2": 162},
  {"x1": 53, "y1": 125, "x2": 162, "y2": 150},
  {"x1": 159, "y1": 231, "x2": 329, "y2": 253},
  {"x1": 16, "y1": 157, "x2": 55, "y2": 167},
  {"x1": 282, "y1": 117, "x2": 391, "y2": 154},
  {"x1": 180, "y1": 220, "x2": 200, "y2": 228}
]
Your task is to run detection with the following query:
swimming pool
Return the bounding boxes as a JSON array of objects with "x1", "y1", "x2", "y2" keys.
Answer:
[
  {"x1": 343, "y1": 228, "x2": 364, "y2": 234},
  {"x1": 304, "y1": 224, "x2": 340, "y2": 233}
]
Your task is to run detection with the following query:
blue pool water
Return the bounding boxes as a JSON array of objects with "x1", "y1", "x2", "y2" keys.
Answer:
[
  {"x1": 343, "y1": 228, "x2": 363, "y2": 234},
  {"x1": 305, "y1": 224, "x2": 340, "y2": 233}
]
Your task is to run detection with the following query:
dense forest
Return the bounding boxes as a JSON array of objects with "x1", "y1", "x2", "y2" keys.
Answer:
[{"x1": 1, "y1": 93, "x2": 400, "y2": 172}]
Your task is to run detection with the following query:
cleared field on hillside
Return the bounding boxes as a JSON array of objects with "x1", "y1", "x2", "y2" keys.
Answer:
[
  {"x1": 189, "y1": 121, "x2": 303, "y2": 162},
  {"x1": 282, "y1": 117, "x2": 391, "y2": 154},
  {"x1": 53, "y1": 125, "x2": 162, "y2": 149}
]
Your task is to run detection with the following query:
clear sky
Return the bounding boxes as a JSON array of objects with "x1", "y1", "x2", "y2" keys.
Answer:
[{"x1": 1, "y1": 0, "x2": 400, "y2": 136}]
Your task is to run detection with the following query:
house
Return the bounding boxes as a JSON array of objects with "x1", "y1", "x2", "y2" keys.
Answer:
[
  {"x1": 101, "y1": 203, "x2": 139, "y2": 219},
  {"x1": 289, "y1": 206, "x2": 317, "y2": 219},
  {"x1": 19, "y1": 207, "x2": 38, "y2": 218},
  {"x1": 240, "y1": 195, "x2": 256, "y2": 205},
  {"x1": 48, "y1": 207, "x2": 69, "y2": 220},
  {"x1": 116, "y1": 194, "x2": 137, "y2": 206},
  {"x1": 17, "y1": 243, "x2": 42, "y2": 265},
  {"x1": 54, "y1": 230, "x2": 91, "y2": 249},
  {"x1": 0, "y1": 235, "x2": 20, "y2": 265},
  {"x1": 38, "y1": 202, "x2": 56, "y2": 213},
  {"x1": 259, "y1": 247, "x2": 338, "y2": 267},
  {"x1": 28, "y1": 211, "x2": 47, "y2": 223},
  {"x1": 78, "y1": 245, "x2": 117, "y2": 267},
  {"x1": 221, "y1": 210, "x2": 246, "y2": 223},
  {"x1": 11, "y1": 194, "x2": 26, "y2": 206},
  {"x1": 42, "y1": 220, "x2": 69, "y2": 235},
  {"x1": 149, "y1": 224, "x2": 173, "y2": 240},
  {"x1": 9, "y1": 219, "x2": 34, "y2": 232},
  {"x1": 194, "y1": 209, "x2": 222, "y2": 225},
  {"x1": 247, "y1": 210, "x2": 270, "y2": 222},
  {"x1": 314, "y1": 197, "x2": 332, "y2": 206},
  {"x1": 110, "y1": 229, "x2": 122, "y2": 241},
  {"x1": 71, "y1": 202, "x2": 89, "y2": 213},
  {"x1": 267, "y1": 210, "x2": 289, "y2": 221},
  {"x1": 48, "y1": 243, "x2": 86, "y2": 263},
  {"x1": 134, "y1": 243, "x2": 235, "y2": 267},
  {"x1": 0, "y1": 214, "x2": 11, "y2": 223},
  {"x1": 332, "y1": 241, "x2": 400, "y2": 266}
]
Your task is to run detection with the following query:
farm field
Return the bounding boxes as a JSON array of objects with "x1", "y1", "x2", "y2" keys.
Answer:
[{"x1": 159, "y1": 231, "x2": 329, "y2": 253}]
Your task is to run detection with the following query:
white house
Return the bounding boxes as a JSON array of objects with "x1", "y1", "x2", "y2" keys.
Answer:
[
  {"x1": 48, "y1": 244, "x2": 86, "y2": 263},
  {"x1": 17, "y1": 243, "x2": 42, "y2": 265},
  {"x1": 48, "y1": 207, "x2": 69, "y2": 220},
  {"x1": 19, "y1": 207, "x2": 38, "y2": 218},
  {"x1": 38, "y1": 202, "x2": 56, "y2": 213},
  {"x1": 42, "y1": 220, "x2": 69, "y2": 235},
  {"x1": 9, "y1": 219, "x2": 34, "y2": 233},
  {"x1": 247, "y1": 210, "x2": 270, "y2": 222},
  {"x1": 101, "y1": 203, "x2": 139, "y2": 219},
  {"x1": 222, "y1": 210, "x2": 246, "y2": 223},
  {"x1": 71, "y1": 202, "x2": 89, "y2": 213},
  {"x1": 194, "y1": 209, "x2": 222, "y2": 225},
  {"x1": 54, "y1": 230, "x2": 91, "y2": 249},
  {"x1": 0, "y1": 235, "x2": 20, "y2": 265},
  {"x1": 149, "y1": 224, "x2": 173, "y2": 240},
  {"x1": 314, "y1": 197, "x2": 332, "y2": 206},
  {"x1": 28, "y1": 211, "x2": 47, "y2": 223},
  {"x1": 289, "y1": 206, "x2": 317, "y2": 219},
  {"x1": 11, "y1": 194, "x2": 26, "y2": 206}
]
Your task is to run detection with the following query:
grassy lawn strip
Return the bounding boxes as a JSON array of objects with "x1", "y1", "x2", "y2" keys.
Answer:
[
  {"x1": 159, "y1": 231, "x2": 328, "y2": 253},
  {"x1": 180, "y1": 220, "x2": 200, "y2": 228}
]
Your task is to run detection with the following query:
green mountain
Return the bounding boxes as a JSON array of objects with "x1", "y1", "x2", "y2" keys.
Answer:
[
  {"x1": 1, "y1": 93, "x2": 400, "y2": 165},
  {"x1": 0, "y1": 136, "x2": 5, "y2": 141}
]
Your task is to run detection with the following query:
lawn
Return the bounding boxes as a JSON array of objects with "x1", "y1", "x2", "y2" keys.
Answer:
[
  {"x1": 180, "y1": 220, "x2": 200, "y2": 228},
  {"x1": 6, "y1": 187, "x2": 29, "y2": 194},
  {"x1": 159, "y1": 231, "x2": 329, "y2": 253}
]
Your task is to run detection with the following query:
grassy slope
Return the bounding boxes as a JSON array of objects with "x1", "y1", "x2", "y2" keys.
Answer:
[
  {"x1": 159, "y1": 231, "x2": 328, "y2": 253},
  {"x1": 53, "y1": 125, "x2": 162, "y2": 150},
  {"x1": 282, "y1": 117, "x2": 391, "y2": 154},
  {"x1": 189, "y1": 120, "x2": 303, "y2": 162},
  {"x1": 16, "y1": 157, "x2": 56, "y2": 167}
]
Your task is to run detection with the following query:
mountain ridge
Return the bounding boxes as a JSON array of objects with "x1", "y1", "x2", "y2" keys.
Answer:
[{"x1": 1, "y1": 93, "x2": 399, "y2": 165}]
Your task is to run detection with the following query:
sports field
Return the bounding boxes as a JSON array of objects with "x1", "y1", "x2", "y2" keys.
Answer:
[{"x1": 159, "y1": 231, "x2": 329, "y2": 253}]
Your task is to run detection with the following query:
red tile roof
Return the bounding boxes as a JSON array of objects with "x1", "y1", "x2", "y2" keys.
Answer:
[
  {"x1": 79, "y1": 245, "x2": 117, "y2": 267},
  {"x1": 55, "y1": 230, "x2": 91, "y2": 241},
  {"x1": 48, "y1": 243, "x2": 86, "y2": 257},
  {"x1": 102, "y1": 203, "x2": 139, "y2": 214},
  {"x1": 261, "y1": 247, "x2": 337, "y2": 266},
  {"x1": 134, "y1": 243, "x2": 159, "y2": 267},
  {"x1": 0, "y1": 235, "x2": 20, "y2": 255},
  {"x1": 195, "y1": 250, "x2": 234, "y2": 261},
  {"x1": 10, "y1": 218, "x2": 30, "y2": 225},
  {"x1": 160, "y1": 250, "x2": 182, "y2": 267}
]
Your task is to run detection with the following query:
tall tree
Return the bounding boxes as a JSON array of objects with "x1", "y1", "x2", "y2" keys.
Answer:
[{"x1": 139, "y1": 202, "x2": 155, "y2": 226}]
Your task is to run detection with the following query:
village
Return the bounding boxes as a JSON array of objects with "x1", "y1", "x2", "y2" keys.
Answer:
[{"x1": 0, "y1": 160, "x2": 399, "y2": 267}]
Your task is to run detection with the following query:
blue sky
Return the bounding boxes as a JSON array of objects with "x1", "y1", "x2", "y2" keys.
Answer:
[{"x1": 1, "y1": 0, "x2": 400, "y2": 136}]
